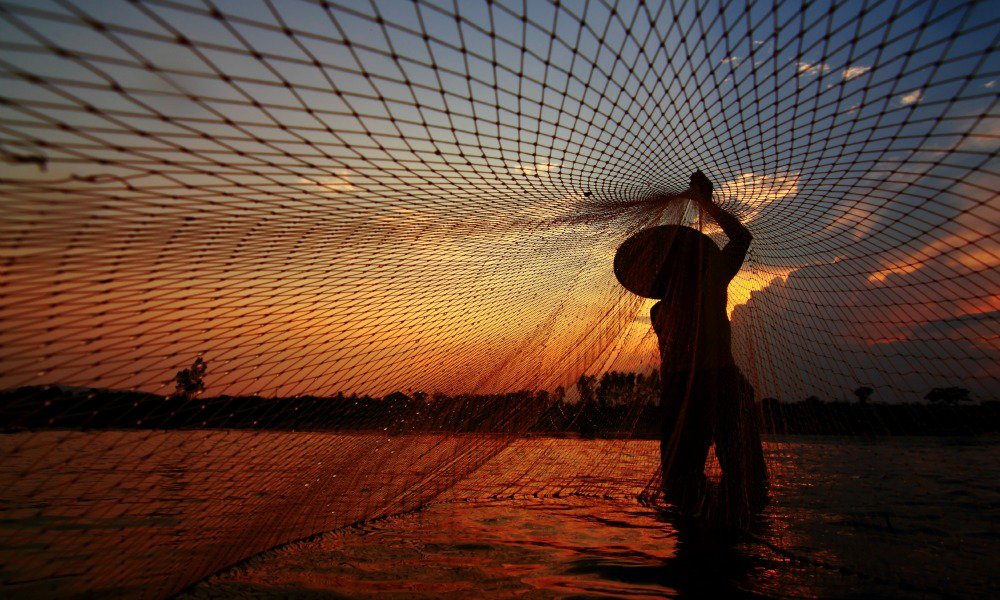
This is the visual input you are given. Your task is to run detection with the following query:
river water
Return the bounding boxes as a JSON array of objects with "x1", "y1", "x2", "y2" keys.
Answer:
[{"x1": 2, "y1": 433, "x2": 997, "y2": 598}]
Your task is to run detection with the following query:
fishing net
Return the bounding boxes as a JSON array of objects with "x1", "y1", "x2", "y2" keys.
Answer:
[{"x1": 1, "y1": 0, "x2": 997, "y2": 597}]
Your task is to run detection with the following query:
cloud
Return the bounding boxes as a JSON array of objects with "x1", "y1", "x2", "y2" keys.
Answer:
[
  {"x1": 824, "y1": 203, "x2": 879, "y2": 241},
  {"x1": 867, "y1": 227, "x2": 1000, "y2": 285},
  {"x1": 297, "y1": 171, "x2": 356, "y2": 193},
  {"x1": 841, "y1": 161, "x2": 1000, "y2": 290},
  {"x1": 797, "y1": 61, "x2": 831, "y2": 76},
  {"x1": 730, "y1": 186, "x2": 1000, "y2": 401},
  {"x1": 728, "y1": 268, "x2": 795, "y2": 318},
  {"x1": 899, "y1": 89, "x2": 923, "y2": 105},
  {"x1": 841, "y1": 65, "x2": 871, "y2": 81},
  {"x1": 730, "y1": 257, "x2": 999, "y2": 402},
  {"x1": 910, "y1": 311, "x2": 1000, "y2": 350},
  {"x1": 867, "y1": 261, "x2": 922, "y2": 283},
  {"x1": 721, "y1": 56, "x2": 741, "y2": 65},
  {"x1": 955, "y1": 117, "x2": 1000, "y2": 152},
  {"x1": 717, "y1": 172, "x2": 800, "y2": 219},
  {"x1": 517, "y1": 162, "x2": 560, "y2": 177},
  {"x1": 688, "y1": 172, "x2": 799, "y2": 238}
]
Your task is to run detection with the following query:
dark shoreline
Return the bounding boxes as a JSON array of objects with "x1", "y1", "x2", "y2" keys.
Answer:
[{"x1": 2, "y1": 385, "x2": 997, "y2": 436}]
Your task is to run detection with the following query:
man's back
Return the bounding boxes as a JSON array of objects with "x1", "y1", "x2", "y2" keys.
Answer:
[{"x1": 650, "y1": 252, "x2": 734, "y2": 373}]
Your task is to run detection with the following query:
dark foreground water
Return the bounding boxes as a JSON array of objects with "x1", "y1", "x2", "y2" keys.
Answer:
[
  {"x1": 184, "y1": 497, "x2": 927, "y2": 599},
  {"x1": 2, "y1": 433, "x2": 998, "y2": 598}
]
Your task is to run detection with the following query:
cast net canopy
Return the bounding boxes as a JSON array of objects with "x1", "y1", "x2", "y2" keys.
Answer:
[{"x1": 0, "y1": 0, "x2": 997, "y2": 596}]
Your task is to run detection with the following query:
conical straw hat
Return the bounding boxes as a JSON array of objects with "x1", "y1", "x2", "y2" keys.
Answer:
[{"x1": 614, "y1": 225, "x2": 722, "y2": 299}]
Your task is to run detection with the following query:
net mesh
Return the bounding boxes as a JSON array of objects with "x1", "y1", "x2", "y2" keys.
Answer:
[{"x1": 1, "y1": 0, "x2": 997, "y2": 596}]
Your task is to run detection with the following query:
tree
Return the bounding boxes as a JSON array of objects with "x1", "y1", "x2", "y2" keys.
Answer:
[
  {"x1": 553, "y1": 385, "x2": 566, "y2": 404},
  {"x1": 171, "y1": 357, "x2": 206, "y2": 400},
  {"x1": 576, "y1": 374, "x2": 598, "y2": 436},
  {"x1": 924, "y1": 387, "x2": 971, "y2": 405},
  {"x1": 534, "y1": 389, "x2": 550, "y2": 405},
  {"x1": 854, "y1": 386, "x2": 874, "y2": 404},
  {"x1": 577, "y1": 374, "x2": 596, "y2": 407},
  {"x1": 598, "y1": 371, "x2": 637, "y2": 408}
]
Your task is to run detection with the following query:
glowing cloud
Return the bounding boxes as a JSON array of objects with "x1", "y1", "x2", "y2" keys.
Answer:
[
  {"x1": 518, "y1": 162, "x2": 561, "y2": 177},
  {"x1": 900, "y1": 89, "x2": 923, "y2": 105},
  {"x1": 297, "y1": 172, "x2": 356, "y2": 193},
  {"x1": 867, "y1": 262, "x2": 923, "y2": 283},
  {"x1": 716, "y1": 172, "x2": 801, "y2": 222},
  {"x1": 867, "y1": 231, "x2": 1000, "y2": 284},
  {"x1": 797, "y1": 61, "x2": 831, "y2": 76},
  {"x1": 842, "y1": 66, "x2": 871, "y2": 81},
  {"x1": 728, "y1": 269, "x2": 795, "y2": 318}
]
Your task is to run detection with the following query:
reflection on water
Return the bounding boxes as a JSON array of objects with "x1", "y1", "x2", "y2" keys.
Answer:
[
  {"x1": 2, "y1": 433, "x2": 998, "y2": 598},
  {"x1": 183, "y1": 499, "x2": 931, "y2": 599},
  {"x1": 0, "y1": 431, "x2": 510, "y2": 597}
]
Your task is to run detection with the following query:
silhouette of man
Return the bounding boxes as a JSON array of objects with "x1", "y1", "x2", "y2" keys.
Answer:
[{"x1": 619, "y1": 171, "x2": 768, "y2": 525}]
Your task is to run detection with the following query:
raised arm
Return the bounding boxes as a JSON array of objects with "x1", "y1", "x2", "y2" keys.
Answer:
[{"x1": 689, "y1": 171, "x2": 752, "y2": 280}]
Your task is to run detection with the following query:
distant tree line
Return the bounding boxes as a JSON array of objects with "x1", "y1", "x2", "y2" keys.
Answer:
[{"x1": 0, "y1": 360, "x2": 996, "y2": 435}]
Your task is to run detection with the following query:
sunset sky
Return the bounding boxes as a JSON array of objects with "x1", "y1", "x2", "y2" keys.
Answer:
[{"x1": 0, "y1": 0, "x2": 997, "y2": 401}]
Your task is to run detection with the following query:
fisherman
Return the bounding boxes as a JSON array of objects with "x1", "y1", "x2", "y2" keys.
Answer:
[{"x1": 616, "y1": 171, "x2": 768, "y2": 526}]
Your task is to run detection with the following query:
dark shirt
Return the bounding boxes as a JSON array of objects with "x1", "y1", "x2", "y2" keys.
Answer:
[{"x1": 650, "y1": 234, "x2": 749, "y2": 373}]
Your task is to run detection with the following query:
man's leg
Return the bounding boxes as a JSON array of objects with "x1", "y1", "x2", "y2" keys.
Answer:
[
  {"x1": 660, "y1": 373, "x2": 713, "y2": 514},
  {"x1": 736, "y1": 371, "x2": 768, "y2": 511},
  {"x1": 714, "y1": 369, "x2": 768, "y2": 523}
]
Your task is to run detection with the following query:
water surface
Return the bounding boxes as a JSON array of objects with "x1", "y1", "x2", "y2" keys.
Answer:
[{"x1": 1, "y1": 433, "x2": 997, "y2": 598}]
